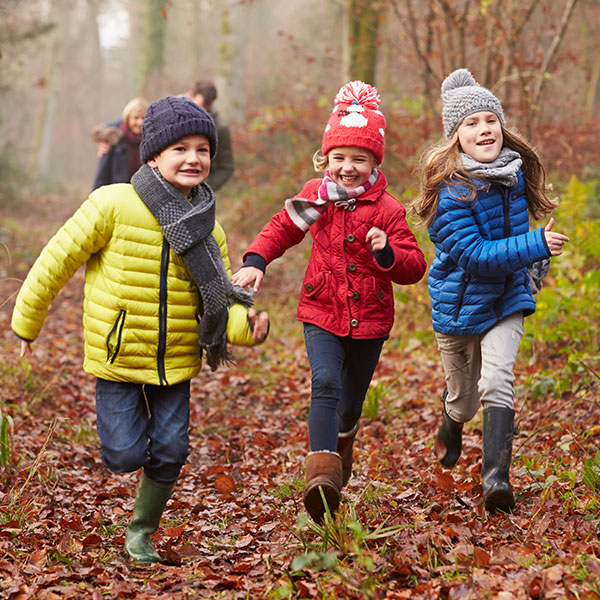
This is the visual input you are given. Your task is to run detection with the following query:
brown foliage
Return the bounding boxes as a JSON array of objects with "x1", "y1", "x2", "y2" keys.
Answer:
[{"x1": 0, "y1": 195, "x2": 599, "y2": 598}]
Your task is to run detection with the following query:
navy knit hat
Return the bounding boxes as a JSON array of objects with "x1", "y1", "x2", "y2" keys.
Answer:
[
  {"x1": 140, "y1": 96, "x2": 218, "y2": 163},
  {"x1": 441, "y1": 69, "x2": 505, "y2": 138}
]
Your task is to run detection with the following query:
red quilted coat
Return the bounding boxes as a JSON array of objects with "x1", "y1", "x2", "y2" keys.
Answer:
[{"x1": 244, "y1": 173, "x2": 426, "y2": 338}]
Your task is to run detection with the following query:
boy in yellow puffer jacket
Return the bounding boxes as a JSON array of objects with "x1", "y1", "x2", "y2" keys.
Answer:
[{"x1": 11, "y1": 96, "x2": 269, "y2": 564}]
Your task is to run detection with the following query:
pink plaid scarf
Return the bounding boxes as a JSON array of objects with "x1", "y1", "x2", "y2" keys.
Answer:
[{"x1": 285, "y1": 170, "x2": 379, "y2": 232}]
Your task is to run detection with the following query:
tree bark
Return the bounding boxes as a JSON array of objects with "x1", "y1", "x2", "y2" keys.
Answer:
[
  {"x1": 346, "y1": 0, "x2": 382, "y2": 84},
  {"x1": 138, "y1": 0, "x2": 167, "y2": 98},
  {"x1": 29, "y1": 0, "x2": 71, "y2": 176}
]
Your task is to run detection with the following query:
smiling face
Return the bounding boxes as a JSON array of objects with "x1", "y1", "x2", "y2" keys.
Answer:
[
  {"x1": 147, "y1": 134, "x2": 211, "y2": 196},
  {"x1": 127, "y1": 106, "x2": 146, "y2": 135},
  {"x1": 327, "y1": 146, "x2": 378, "y2": 190},
  {"x1": 457, "y1": 111, "x2": 503, "y2": 163}
]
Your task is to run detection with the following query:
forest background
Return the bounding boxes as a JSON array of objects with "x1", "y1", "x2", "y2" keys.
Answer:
[{"x1": 1, "y1": 0, "x2": 599, "y2": 598}]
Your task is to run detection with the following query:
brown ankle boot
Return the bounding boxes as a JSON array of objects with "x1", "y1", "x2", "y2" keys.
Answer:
[
  {"x1": 337, "y1": 424, "x2": 359, "y2": 487},
  {"x1": 302, "y1": 451, "x2": 343, "y2": 523}
]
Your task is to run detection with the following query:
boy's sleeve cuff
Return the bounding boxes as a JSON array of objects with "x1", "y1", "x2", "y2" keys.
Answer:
[
  {"x1": 243, "y1": 253, "x2": 266, "y2": 272},
  {"x1": 13, "y1": 331, "x2": 34, "y2": 343}
]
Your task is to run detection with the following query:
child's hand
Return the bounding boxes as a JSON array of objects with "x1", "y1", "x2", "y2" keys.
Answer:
[
  {"x1": 233, "y1": 266, "x2": 264, "y2": 293},
  {"x1": 544, "y1": 218, "x2": 569, "y2": 256},
  {"x1": 366, "y1": 227, "x2": 387, "y2": 252},
  {"x1": 247, "y1": 308, "x2": 269, "y2": 342},
  {"x1": 97, "y1": 141, "x2": 111, "y2": 158},
  {"x1": 20, "y1": 340, "x2": 32, "y2": 357}
]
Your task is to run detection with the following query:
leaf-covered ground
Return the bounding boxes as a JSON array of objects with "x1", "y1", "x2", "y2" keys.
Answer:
[{"x1": 1, "y1": 194, "x2": 599, "y2": 599}]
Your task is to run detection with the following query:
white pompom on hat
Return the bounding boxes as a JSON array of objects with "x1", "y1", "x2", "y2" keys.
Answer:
[
  {"x1": 441, "y1": 69, "x2": 505, "y2": 138},
  {"x1": 321, "y1": 81, "x2": 386, "y2": 164}
]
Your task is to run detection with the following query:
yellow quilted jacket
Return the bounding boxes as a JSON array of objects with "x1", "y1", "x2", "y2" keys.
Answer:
[{"x1": 11, "y1": 183, "x2": 256, "y2": 385}]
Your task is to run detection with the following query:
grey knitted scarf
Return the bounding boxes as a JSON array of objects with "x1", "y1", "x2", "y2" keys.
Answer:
[
  {"x1": 131, "y1": 164, "x2": 253, "y2": 371},
  {"x1": 460, "y1": 147, "x2": 522, "y2": 188}
]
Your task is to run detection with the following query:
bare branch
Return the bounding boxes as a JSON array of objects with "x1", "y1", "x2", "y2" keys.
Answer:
[
  {"x1": 389, "y1": 0, "x2": 437, "y2": 118},
  {"x1": 531, "y1": 0, "x2": 579, "y2": 109}
]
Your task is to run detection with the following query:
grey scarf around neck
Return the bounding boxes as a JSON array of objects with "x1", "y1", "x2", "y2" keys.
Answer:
[
  {"x1": 460, "y1": 147, "x2": 522, "y2": 188},
  {"x1": 461, "y1": 147, "x2": 550, "y2": 293},
  {"x1": 131, "y1": 163, "x2": 253, "y2": 371}
]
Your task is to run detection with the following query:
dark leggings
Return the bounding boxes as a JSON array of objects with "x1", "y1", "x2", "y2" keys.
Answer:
[{"x1": 303, "y1": 323, "x2": 385, "y2": 451}]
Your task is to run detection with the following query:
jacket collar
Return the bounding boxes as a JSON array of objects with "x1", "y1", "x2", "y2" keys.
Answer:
[{"x1": 358, "y1": 170, "x2": 388, "y2": 201}]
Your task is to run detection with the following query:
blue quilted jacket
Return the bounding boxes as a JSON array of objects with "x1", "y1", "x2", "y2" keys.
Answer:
[{"x1": 427, "y1": 170, "x2": 551, "y2": 335}]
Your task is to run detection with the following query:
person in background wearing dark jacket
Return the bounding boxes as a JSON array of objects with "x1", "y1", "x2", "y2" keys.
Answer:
[
  {"x1": 187, "y1": 80, "x2": 235, "y2": 191},
  {"x1": 412, "y1": 69, "x2": 569, "y2": 513},
  {"x1": 91, "y1": 97, "x2": 148, "y2": 190},
  {"x1": 233, "y1": 81, "x2": 426, "y2": 523}
]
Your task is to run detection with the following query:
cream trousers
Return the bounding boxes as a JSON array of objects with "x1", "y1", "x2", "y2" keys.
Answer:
[{"x1": 435, "y1": 312, "x2": 524, "y2": 423}]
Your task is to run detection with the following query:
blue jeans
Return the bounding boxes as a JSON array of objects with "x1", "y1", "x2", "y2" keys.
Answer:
[
  {"x1": 95, "y1": 378, "x2": 191, "y2": 485},
  {"x1": 303, "y1": 324, "x2": 385, "y2": 452}
]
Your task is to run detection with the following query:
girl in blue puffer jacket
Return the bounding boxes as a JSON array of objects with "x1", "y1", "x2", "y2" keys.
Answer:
[{"x1": 412, "y1": 69, "x2": 569, "y2": 513}]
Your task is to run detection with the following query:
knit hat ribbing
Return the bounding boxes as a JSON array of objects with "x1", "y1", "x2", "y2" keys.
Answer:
[
  {"x1": 321, "y1": 81, "x2": 386, "y2": 164},
  {"x1": 441, "y1": 69, "x2": 505, "y2": 138},
  {"x1": 140, "y1": 96, "x2": 218, "y2": 163}
]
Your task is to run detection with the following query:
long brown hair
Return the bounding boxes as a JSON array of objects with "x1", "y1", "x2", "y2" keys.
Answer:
[{"x1": 411, "y1": 126, "x2": 557, "y2": 228}]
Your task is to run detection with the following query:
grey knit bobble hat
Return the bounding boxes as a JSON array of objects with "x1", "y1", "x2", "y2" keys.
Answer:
[
  {"x1": 140, "y1": 95, "x2": 218, "y2": 163},
  {"x1": 441, "y1": 69, "x2": 505, "y2": 138}
]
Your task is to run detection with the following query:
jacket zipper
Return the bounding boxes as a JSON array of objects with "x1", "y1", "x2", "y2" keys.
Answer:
[
  {"x1": 497, "y1": 186, "x2": 512, "y2": 316},
  {"x1": 453, "y1": 274, "x2": 470, "y2": 322},
  {"x1": 157, "y1": 238, "x2": 170, "y2": 385},
  {"x1": 106, "y1": 309, "x2": 126, "y2": 363},
  {"x1": 502, "y1": 186, "x2": 511, "y2": 238}
]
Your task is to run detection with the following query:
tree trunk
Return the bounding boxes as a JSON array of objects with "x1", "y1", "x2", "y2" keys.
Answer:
[
  {"x1": 138, "y1": 0, "x2": 167, "y2": 98},
  {"x1": 218, "y1": 0, "x2": 252, "y2": 123},
  {"x1": 346, "y1": 0, "x2": 382, "y2": 84},
  {"x1": 29, "y1": 0, "x2": 71, "y2": 176}
]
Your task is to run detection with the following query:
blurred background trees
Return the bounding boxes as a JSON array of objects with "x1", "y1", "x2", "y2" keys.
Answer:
[
  {"x1": 0, "y1": 0, "x2": 598, "y2": 196},
  {"x1": 1, "y1": 0, "x2": 598, "y2": 408}
]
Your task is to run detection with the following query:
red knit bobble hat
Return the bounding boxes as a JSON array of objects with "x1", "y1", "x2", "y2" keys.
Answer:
[{"x1": 321, "y1": 81, "x2": 386, "y2": 164}]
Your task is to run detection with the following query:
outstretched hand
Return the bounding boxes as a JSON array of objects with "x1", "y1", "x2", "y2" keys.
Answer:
[
  {"x1": 20, "y1": 340, "x2": 33, "y2": 358},
  {"x1": 544, "y1": 218, "x2": 569, "y2": 256},
  {"x1": 233, "y1": 266, "x2": 264, "y2": 294}
]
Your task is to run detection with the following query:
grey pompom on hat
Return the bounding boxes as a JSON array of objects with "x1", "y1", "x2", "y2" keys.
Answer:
[
  {"x1": 441, "y1": 69, "x2": 505, "y2": 138},
  {"x1": 140, "y1": 96, "x2": 218, "y2": 163}
]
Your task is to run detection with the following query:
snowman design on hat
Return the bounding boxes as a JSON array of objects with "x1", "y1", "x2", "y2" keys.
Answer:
[
  {"x1": 321, "y1": 80, "x2": 386, "y2": 165},
  {"x1": 337, "y1": 105, "x2": 367, "y2": 128}
]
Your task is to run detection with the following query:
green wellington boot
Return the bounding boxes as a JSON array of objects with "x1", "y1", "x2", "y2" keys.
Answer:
[{"x1": 125, "y1": 473, "x2": 174, "y2": 564}]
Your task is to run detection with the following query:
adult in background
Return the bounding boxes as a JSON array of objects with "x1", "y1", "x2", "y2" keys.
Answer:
[
  {"x1": 91, "y1": 97, "x2": 149, "y2": 191},
  {"x1": 187, "y1": 80, "x2": 235, "y2": 191}
]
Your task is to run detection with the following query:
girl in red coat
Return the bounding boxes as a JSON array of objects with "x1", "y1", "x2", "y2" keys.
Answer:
[{"x1": 233, "y1": 81, "x2": 426, "y2": 522}]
